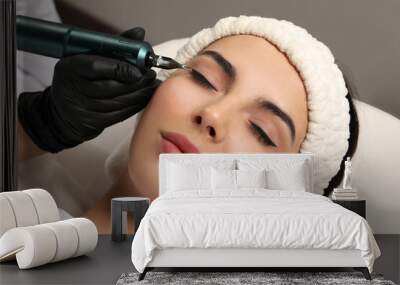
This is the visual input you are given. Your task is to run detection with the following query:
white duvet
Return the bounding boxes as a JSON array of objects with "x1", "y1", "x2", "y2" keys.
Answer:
[{"x1": 131, "y1": 190, "x2": 381, "y2": 273}]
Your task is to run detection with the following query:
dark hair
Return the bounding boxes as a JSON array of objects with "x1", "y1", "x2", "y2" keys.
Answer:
[{"x1": 323, "y1": 67, "x2": 360, "y2": 196}]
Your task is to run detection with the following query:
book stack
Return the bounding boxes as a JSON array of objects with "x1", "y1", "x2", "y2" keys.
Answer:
[{"x1": 332, "y1": 187, "x2": 358, "y2": 200}]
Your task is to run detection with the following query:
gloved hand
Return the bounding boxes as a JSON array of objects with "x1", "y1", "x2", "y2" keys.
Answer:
[{"x1": 18, "y1": 27, "x2": 161, "y2": 153}]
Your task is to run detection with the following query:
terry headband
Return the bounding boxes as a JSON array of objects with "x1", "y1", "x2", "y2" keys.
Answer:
[{"x1": 157, "y1": 15, "x2": 350, "y2": 194}]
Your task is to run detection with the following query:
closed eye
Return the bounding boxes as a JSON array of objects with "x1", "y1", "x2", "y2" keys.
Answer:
[
  {"x1": 249, "y1": 121, "x2": 277, "y2": 148},
  {"x1": 190, "y1": 68, "x2": 217, "y2": 91}
]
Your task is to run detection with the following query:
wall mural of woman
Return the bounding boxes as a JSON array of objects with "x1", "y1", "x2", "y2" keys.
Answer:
[{"x1": 84, "y1": 16, "x2": 359, "y2": 233}]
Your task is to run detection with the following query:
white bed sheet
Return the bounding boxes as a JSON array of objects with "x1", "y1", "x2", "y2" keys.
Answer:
[{"x1": 131, "y1": 189, "x2": 381, "y2": 273}]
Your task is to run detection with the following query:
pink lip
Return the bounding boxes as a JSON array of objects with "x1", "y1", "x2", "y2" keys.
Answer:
[{"x1": 160, "y1": 131, "x2": 200, "y2": 153}]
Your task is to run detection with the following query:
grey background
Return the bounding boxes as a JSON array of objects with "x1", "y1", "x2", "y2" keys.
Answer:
[{"x1": 59, "y1": 0, "x2": 400, "y2": 119}]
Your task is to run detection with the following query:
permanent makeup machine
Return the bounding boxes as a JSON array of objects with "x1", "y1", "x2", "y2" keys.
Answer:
[{"x1": 16, "y1": 15, "x2": 189, "y2": 71}]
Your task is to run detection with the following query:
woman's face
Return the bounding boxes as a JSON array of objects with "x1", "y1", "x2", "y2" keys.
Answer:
[{"x1": 128, "y1": 34, "x2": 308, "y2": 200}]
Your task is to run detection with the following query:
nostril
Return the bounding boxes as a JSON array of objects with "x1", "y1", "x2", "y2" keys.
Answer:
[
  {"x1": 195, "y1": 116, "x2": 202, "y2": 124},
  {"x1": 208, "y1": 127, "x2": 216, "y2": 137}
]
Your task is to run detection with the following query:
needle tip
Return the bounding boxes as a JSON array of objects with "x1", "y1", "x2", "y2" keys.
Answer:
[{"x1": 181, "y1": 64, "x2": 192, "y2": 71}]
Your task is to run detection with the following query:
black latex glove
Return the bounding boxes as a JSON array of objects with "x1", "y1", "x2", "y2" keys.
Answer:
[{"x1": 18, "y1": 27, "x2": 161, "y2": 153}]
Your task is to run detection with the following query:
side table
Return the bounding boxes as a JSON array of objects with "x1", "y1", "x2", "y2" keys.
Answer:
[
  {"x1": 332, "y1": 199, "x2": 366, "y2": 219},
  {"x1": 111, "y1": 197, "x2": 150, "y2": 242}
]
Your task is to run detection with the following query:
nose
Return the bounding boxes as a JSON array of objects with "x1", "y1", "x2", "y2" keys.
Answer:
[{"x1": 193, "y1": 99, "x2": 232, "y2": 143}]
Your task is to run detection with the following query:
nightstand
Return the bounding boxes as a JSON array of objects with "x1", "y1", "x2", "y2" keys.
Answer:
[
  {"x1": 111, "y1": 197, "x2": 150, "y2": 242},
  {"x1": 332, "y1": 199, "x2": 366, "y2": 219}
]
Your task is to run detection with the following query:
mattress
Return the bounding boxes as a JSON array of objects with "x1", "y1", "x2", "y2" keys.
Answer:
[{"x1": 131, "y1": 189, "x2": 381, "y2": 273}]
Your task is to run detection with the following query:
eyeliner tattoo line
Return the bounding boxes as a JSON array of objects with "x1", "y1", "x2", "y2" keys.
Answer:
[
  {"x1": 190, "y1": 68, "x2": 217, "y2": 91},
  {"x1": 250, "y1": 122, "x2": 277, "y2": 147}
]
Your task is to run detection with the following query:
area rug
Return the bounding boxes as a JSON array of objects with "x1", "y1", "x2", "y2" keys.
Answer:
[{"x1": 116, "y1": 271, "x2": 396, "y2": 285}]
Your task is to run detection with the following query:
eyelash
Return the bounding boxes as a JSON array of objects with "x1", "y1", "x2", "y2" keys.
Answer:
[
  {"x1": 190, "y1": 69, "x2": 216, "y2": 91},
  {"x1": 249, "y1": 122, "x2": 277, "y2": 147}
]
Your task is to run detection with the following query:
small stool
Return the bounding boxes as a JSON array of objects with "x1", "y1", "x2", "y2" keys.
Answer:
[{"x1": 111, "y1": 197, "x2": 149, "y2": 242}]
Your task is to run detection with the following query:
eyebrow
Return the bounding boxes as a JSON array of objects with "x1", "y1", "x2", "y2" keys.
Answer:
[
  {"x1": 199, "y1": 50, "x2": 236, "y2": 82},
  {"x1": 200, "y1": 50, "x2": 296, "y2": 144}
]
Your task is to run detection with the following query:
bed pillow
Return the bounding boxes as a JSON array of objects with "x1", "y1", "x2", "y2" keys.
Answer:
[
  {"x1": 211, "y1": 168, "x2": 237, "y2": 190},
  {"x1": 266, "y1": 166, "x2": 307, "y2": 191},
  {"x1": 236, "y1": 169, "x2": 268, "y2": 189},
  {"x1": 167, "y1": 162, "x2": 212, "y2": 191}
]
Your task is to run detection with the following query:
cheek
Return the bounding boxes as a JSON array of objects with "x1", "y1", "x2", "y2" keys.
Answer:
[{"x1": 148, "y1": 76, "x2": 206, "y2": 117}]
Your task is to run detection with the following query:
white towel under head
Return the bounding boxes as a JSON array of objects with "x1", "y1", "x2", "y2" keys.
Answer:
[{"x1": 157, "y1": 15, "x2": 350, "y2": 194}]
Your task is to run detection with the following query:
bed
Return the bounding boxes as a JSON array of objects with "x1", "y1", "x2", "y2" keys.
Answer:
[{"x1": 132, "y1": 153, "x2": 381, "y2": 280}]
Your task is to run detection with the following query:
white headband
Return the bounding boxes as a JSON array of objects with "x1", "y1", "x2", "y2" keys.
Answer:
[{"x1": 157, "y1": 15, "x2": 350, "y2": 194}]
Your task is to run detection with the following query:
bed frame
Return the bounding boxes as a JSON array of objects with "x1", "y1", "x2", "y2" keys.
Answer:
[
  {"x1": 139, "y1": 248, "x2": 371, "y2": 280},
  {"x1": 138, "y1": 154, "x2": 372, "y2": 281}
]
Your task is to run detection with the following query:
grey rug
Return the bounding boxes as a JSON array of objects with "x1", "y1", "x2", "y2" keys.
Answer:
[{"x1": 116, "y1": 271, "x2": 396, "y2": 285}]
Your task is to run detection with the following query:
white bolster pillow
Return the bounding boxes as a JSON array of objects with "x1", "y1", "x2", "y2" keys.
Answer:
[
  {"x1": 42, "y1": 221, "x2": 79, "y2": 262},
  {"x1": 0, "y1": 218, "x2": 98, "y2": 269},
  {"x1": 63, "y1": 218, "x2": 98, "y2": 257},
  {"x1": 0, "y1": 189, "x2": 59, "y2": 237},
  {"x1": 0, "y1": 225, "x2": 57, "y2": 268},
  {"x1": 23, "y1": 189, "x2": 60, "y2": 224},
  {"x1": 0, "y1": 196, "x2": 17, "y2": 237},
  {"x1": 0, "y1": 191, "x2": 39, "y2": 227}
]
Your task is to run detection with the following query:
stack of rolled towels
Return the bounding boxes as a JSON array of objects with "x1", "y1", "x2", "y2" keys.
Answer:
[
  {"x1": 332, "y1": 187, "x2": 359, "y2": 200},
  {"x1": 0, "y1": 189, "x2": 98, "y2": 269}
]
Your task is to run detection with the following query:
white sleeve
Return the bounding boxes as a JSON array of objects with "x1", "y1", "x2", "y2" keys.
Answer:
[{"x1": 16, "y1": 0, "x2": 61, "y2": 96}]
